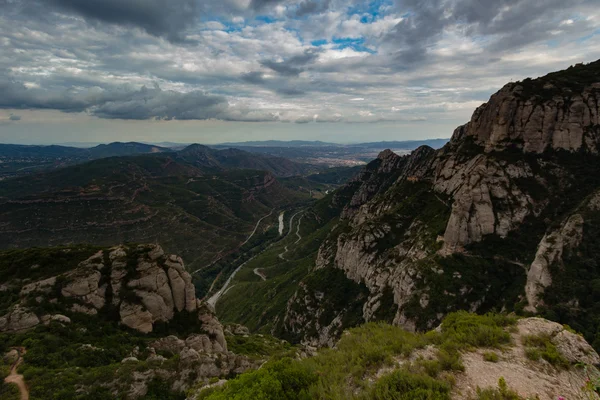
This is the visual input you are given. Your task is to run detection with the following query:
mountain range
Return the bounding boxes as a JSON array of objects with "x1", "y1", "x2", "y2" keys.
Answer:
[{"x1": 1, "y1": 60, "x2": 600, "y2": 399}]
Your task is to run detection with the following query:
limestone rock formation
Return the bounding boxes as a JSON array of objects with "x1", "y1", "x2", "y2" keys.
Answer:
[
  {"x1": 0, "y1": 304, "x2": 40, "y2": 332},
  {"x1": 0, "y1": 244, "x2": 216, "y2": 335},
  {"x1": 283, "y1": 60, "x2": 600, "y2": 347}
]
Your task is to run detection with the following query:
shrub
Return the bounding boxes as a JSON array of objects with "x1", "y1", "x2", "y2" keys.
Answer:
[
  {"x1": 522, "y1": 334, "x2": 569, "y2": 368},
  {"x1": 483, "y1": 352, "x2": 499, "y2": 363},
  {"x1": 198, "y1": 358, "x2": 316, "y2": 400},
  {"x1": 471, "y1": 377, "x2": 535, "y2": 400},
  {"x1": 366, "y1": 370, "x2": 451, "y2": 400}
]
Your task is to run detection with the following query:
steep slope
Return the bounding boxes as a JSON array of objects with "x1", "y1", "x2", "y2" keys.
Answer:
[
  {"x1": 0, "y1": 244, "x2": 275, "y2": 399},
  {"x1": 283, "y1": 59, "x2": 600, "y2": 348},
  {"x1": 0, "y1": 154, "x2": 308, "y2": 275},
  {"x1": 214, "y1": 60, "x2": 600, "y2": 351},
  {"x1": 193, "y1": 313, "x2": 600, "y2": 400}
]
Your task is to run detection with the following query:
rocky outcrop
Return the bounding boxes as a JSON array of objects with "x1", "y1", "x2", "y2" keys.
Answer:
[
  {"x1": 286, "y1": 60, "x2": 600, "y2": 346},
  {"x1": 433, "y1": 155, "x2": 540, "y2": 254},
  {"x1": 0, "y1": 244, "x2": 215, "y2": 335},
  {"x1": 453, "y1": 317, "x2": 600, "y2": 399},
  {"x1": 525, "y1": 214, "x2": 584, "y2": 311},
  {"x1": 454, "y1": 79, "x2": 600, "y2": 155},
  {"x1": 0, "y1": 305, "x2": 40, "y2": 332}
]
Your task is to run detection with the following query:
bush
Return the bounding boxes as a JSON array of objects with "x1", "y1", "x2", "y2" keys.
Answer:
[
  {"x1": 521, "y1": 334, "x2": 569, "y2": 368},
  {"x1": 440, "y1": 312, "x2": 515, "y2": 350},
  {"x1": 483, "y1": 352, "x2": 499, "y2": 363},
  {"x1": 366, "y1": 370, "x2": 451, "y2": 400},
  {"x1": 198, "y1": 358, "x2": 316, "y2": 400},
  {"x1": 471, "y1": 377, "x2": 533, "y2": 400}
]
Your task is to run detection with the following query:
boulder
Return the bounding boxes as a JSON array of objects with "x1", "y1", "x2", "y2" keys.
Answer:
[
  {"x1": 0, "y1": 305, "x2": 40, "y2": 332},
  {"x1": 120, "y1": 302, "x2": 154, "y2": 333}
]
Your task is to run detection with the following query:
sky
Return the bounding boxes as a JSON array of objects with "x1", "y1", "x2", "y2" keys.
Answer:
[{"x1": 1, "y1": 0, "x2": 599, "y2": 145}]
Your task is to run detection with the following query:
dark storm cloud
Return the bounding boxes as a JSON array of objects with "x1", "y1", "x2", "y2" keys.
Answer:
[
  {"x1": 275, "y1": 87, "x2": 305, "y2": 96},
  {"x1": 0, "y1": 79, "x2": 96, "y2": 112},
  {"x1": 0, "y1": 78, "x2": 281, "y2": 122},
  {"x1": 48, "y1": 0, "x2": 197, "y2": 41},
  {"x1": 249, "y1": 0, "x2": 286, "y2": 11},
  {"x1": 7, "y1": 0, "x2": 198, "y2": 41},
  {"x1": 241, "y1": 71, "x2": 266, "y2": 85},
  {"x1": 293, "y1": 0, "x2": 331, "y2": 17},
  {"x1": 260, "y1": 49, "x2": 320, "y2": 76}
]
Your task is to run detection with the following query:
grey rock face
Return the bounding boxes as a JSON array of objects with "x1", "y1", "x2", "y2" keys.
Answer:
[
  {"x1": 290, "y1": 64, "x2": 600, "y2": 346},
  {"x1": 0, "y1": 305, "x2": 40, "y2": 332},
  {"x1": 0, "y1": 244, "x2": 220, "y2": 336},
  {"x1": 525, "y1": 214, "x2": 584, "y2": 312}
]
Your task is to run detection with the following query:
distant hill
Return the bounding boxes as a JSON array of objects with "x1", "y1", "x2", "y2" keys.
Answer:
[
  {"x1": 0, "y1": 153, "x2": 310, "y2": 275},
  {"x1": 215, "y1": 140, "x2": 337, "y2": 147},
  {"x1": 177, "y1": 144, "x2": 316, "y2": 177},
  {"x1": 0, "y1": 142, "x2": 315, "y2": 180},
  {"x1": 0, "y1": 144, "x2": 86, "y2": 158},
  {"x1": 87, "y1": 142, "x2": 170, "y2": 158},
  {"x1": 0, "y1": 141, "x2": 170, "y2": 159},
  {"x1": 351, "y1": 139, "x2": 449, "y2": 149}
]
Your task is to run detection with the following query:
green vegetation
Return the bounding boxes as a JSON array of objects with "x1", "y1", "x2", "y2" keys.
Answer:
[
  {"x1": 541, "y1": 208, "x2": 600, "y2": 352},
  {"x1": 198, "y1": 312, "x2": 517, "y2": 400},
  {"x1": 483, "y1": 352, "x2": 499, "y2": 363},
  {"x1": 514, "y1": 59, "x2": 600, "y2": 101},
  {"x1": 225, "y1": 333, "x2": 295, "y2": 360},
  {"x1": 522, "y1": 334, "x2": 569, "y2": 368},
  {"x1": 0, "y1": 154, "x2": 312, "y2": 274},
  {"x1": 471, "y1": 377, "x2": 535, "y2": 400},
  {"x1": 216, "y1": 211, "x2": 361, "y2": 336},
  {"x1": 0, "y1": 355, "x2": 20, "y2": 400},
  {"x1": 365, "y1": 370, "x2": 451, "y2": 400}
]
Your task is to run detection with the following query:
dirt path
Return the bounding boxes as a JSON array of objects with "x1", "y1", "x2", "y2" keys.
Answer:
[
  {"x1": 278, "y1": 212, "x2": 284, "y2": 235},
  {"x1": 4, "y1": 347, "x2": 29, "y2": 400},
  {"x1": 253, "y1": 268, "x2": 267, "y2": 281}
]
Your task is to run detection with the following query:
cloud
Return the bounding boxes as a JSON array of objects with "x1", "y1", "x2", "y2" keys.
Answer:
[
  {"x1": 260, "y1": 48, "x2": 320, "y2": 76},
  {"x1": 43, "y1": 0, "x2": 199, "y2": 41},
  {"x1": 241, "y1": 71, "x2": 266, "y2": 84},
  {"x1": 1, "y1": 0, "x2": 599, "y2": 140},
  {"x1": 292, "y1": 0, "x2": 331, "y2": 17},
  {"x1": 384, "y1": 0, "x2": 597, "y2": 69},
  {"x1": 249, "y1": 0, "x2": 286, "y2": 11},
  {"x1": 0, "y1": 78, "x2": 284, "y2": 122}
]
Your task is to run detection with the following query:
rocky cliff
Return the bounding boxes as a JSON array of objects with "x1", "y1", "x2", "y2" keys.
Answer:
[
  {"x1": 0, "y1": 244, "x2": 223, "y2": 339},
  {"x1": 282, "y1": 60, "x2": 600, "y2": 348},
  {"x1": 0, "y1": 244, "x2": 262, "y2": 398}
]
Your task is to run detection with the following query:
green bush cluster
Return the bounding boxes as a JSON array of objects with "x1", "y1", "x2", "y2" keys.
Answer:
[
  {"x1": 483, "y1": 352, "x2": 499, "y2": 363},
  {"x1": 522, "y1": 334, "x2": 569, "y2": 368},
  {"x1": 199, "y1": 312, "x2": 519, "y2": 400}
]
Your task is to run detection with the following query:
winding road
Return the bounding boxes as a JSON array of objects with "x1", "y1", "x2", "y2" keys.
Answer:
[
  {"x1": 4, "y1": 347, "x2": 28, "y2": 400},
  {"x1": 206, "y1": 210, "x2": 274, "y2": 307},
  {"x1": 192, "y1": 210, "x2": 273, "y2": 276},
  {"x1": 278, "y1": 211, "x2": 304, "y2": 261},
  {"x1": 252, "y1": 268, "x2": 267, "y2": 281}
]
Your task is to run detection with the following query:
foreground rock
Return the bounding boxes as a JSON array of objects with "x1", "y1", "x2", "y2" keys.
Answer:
[
  {"x1": 454, "y1": 318, "x2": 600, "y2": 399},
  {"x1": 0, "y1": 244, "x2": 257, "y2": 398},
  {"x1": 0, "y1": 244, "x2": 208, "y2": 335}
]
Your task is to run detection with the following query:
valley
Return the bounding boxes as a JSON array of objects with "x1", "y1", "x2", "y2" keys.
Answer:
[{"x1": 1, "y1": 60, "x2": 600, "y2": 399}]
